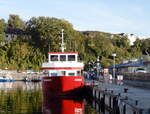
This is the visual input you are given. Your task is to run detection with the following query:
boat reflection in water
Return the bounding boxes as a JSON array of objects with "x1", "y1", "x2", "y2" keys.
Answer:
[
  {"x1": 43, "y1": 96, "x2": 84, "y2": 114},
  {"x1": 0, "y1": 82, "x2": 96, "y2": 114}
]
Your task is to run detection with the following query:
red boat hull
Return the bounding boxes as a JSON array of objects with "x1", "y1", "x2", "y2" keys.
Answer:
[{"x1": 42, "y1": 76, "x2": 84, "y2": 96}]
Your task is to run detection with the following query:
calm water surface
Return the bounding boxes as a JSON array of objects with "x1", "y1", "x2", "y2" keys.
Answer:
[{"x1": 0, "y1": 82, "x2": 97, "y2": 114}]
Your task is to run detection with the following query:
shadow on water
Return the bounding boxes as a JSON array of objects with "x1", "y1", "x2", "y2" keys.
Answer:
[{"x1": 0, "y1": 82, "x2": 98, "y2": 114}]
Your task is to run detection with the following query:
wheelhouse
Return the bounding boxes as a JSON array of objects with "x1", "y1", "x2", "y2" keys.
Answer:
[{"x1": 42, "y1": 52, "x2": 84, "y2": 77}]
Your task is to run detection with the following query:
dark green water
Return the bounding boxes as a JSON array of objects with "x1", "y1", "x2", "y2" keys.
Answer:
[{"x1": 0, "y1": 82, "x2": 97, "y2": 114}]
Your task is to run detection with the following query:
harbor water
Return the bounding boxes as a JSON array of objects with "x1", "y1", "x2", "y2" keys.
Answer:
[{"x1": 0, "y1": 82, "x2": 97, "y2": 114}]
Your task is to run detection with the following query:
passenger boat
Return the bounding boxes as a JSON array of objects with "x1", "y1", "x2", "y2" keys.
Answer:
[{"x1": 42, "y1": 29, "x2": 84, "y2": 96}]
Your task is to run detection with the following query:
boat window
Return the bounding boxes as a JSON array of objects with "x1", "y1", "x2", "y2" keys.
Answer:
[
  {"x1": 51, "y1": 73, "x2": 58, "y2": 76},
  {"x1": 51, "y1": 55, "x2": 58, "y2": 61},
  {"x1": 68, "y1": 55, "x2": 75, "y2": 61},
  {"x1": 68, "y1": 73, "x2": 75, "y2": 76},
  {"x1": 77, "y1": 71, "x2": 81, "y2": 75},
  {"x1": 61, "y1": 71, "x2": 66, "y2": 76},
  {"x1": 60, "y1": 55, "x2": 66, "y2": 61}
]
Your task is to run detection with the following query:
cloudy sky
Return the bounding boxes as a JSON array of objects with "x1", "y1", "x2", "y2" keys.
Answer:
[{"x1": 0, "y1": 0, "x2": 150, "y2": 37}]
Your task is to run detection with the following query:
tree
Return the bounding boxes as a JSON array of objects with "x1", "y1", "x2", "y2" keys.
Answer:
[
  {"x1": 141, "y1": 39, "x2": 150, "y2": 55},
  {"x1": 0, "y1": 19, "x2": 6, "y2": 42},
  {"x1": 8, "y1": 14, "x2": 26, "y2": 29},
  {"x1": 26, "y1": 17, "x2": 79, "y2": 53},
  {"x1": 111, "y1": 36, "x2": 130, "y2": 49},
  {"x1": 0, "y1": 14, "x2": 148, "y2": 70}
]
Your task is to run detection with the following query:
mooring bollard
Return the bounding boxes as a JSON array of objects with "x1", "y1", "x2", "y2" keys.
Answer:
[
  {"x1": 135, "y1": 100, "x2": 138, "y2": 106},
  {"x1": 124, "y1": 88, "x2": 128, "y2": 93}
]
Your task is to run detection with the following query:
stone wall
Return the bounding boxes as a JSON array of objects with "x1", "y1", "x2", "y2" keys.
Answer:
[
  {"x1": 0, "y1": 70, "x2": 45, "y2": 80},
  {"x1": 123, "y1": 73, "x2": 150, "y2": 82}
]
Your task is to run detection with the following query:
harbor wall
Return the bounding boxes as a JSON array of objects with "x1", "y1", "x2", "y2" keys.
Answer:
[
  {"x1": 123, "y1": 73, "x2": 150, "y2": 82},
  {"x1": 0, "y1": 70, "x2": 45, "y2": 80}
]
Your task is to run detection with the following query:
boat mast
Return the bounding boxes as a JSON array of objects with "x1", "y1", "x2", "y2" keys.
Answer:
[{"x1": 61, "y1": 29, "x2": 65, "y2": 52}]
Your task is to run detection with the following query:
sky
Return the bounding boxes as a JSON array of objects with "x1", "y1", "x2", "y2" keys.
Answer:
[{"x1": 0, "y1": 0, "x2": 150, "y2": 37}]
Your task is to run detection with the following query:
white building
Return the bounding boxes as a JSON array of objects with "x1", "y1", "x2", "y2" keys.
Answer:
[{"x1": 118, "y1": 33, "x2": 149, "y2": 45}]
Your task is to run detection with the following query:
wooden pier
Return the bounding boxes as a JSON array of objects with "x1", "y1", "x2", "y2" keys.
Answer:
[{"x1": 88, "y1": 81, "x2": 150, "y2": 114}]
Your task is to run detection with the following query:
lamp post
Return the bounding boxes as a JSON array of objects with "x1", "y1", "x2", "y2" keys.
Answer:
[
  {"x1": 112, "y1": 53, "x2": 116, "y2": 78},
  {"x1": 96, "y1": 56, "x2": 100, "y2": 78},
  {"x1": 47, "y1": 37, "x2": 51, "y2": 52},
  {"x1": 94, "y1": 56, "x2": 101, "y2": 80}
]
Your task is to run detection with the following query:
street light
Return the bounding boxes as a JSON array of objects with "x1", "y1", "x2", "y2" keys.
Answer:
[
  {"x1": 47, "y1": 37, "x2": 51, "y2": 52},
  {"x1": 112, "y1": 53, "x2": 116, "y2": 78},
  {"x1": 96, "y1": 56, "x2": 100, "y2": 78},
  {"x1": 95, "y1": 56, "x2": 102, "y2": 80}
]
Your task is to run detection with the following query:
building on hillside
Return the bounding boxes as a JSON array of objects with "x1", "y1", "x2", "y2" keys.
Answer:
[
  {"x1": 118, "y1": 33, "x2": 139, "y2": 45},
  {"x1": 118, "y1": 33, "x2": 150, "y2": 45},
  {"x1": 5, "y1": 28, "x2": 31, "y2": 41}
]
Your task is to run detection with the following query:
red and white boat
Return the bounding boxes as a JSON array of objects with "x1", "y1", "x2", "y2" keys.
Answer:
[{"x1": 42, "y1": 29, "x2": 84, "y2": 96}]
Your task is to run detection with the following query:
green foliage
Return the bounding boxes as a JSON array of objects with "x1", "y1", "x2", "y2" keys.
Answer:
[
  {"x1": 0, "y1": 19, "x2": 6, "y2": 42},
  {"x1": 26, "y1": 17, "x2": 75, "y2": 52},
  {"x1": 8, "y1": 14, "x2": 26, "y2": 29},
  {"x1": 0, "y1": 14, "x2": 147, "y2": 70},
  {"x1": 111, "y1": 36, "x2": 130, "y2": 49}
]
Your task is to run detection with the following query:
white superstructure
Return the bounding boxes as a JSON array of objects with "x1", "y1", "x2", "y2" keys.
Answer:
[{"x1": 42, "y1": 52, "x2": 84, "y2": 76}]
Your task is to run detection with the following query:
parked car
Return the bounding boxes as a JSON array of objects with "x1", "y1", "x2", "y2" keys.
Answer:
[{"x1": 135, "y1": 68, "x2": 146, "y2": 73}]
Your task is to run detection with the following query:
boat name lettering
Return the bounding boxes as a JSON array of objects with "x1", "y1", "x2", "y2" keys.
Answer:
[{"x1": 74, "y1": 79, "x2": 82, "y2": 81}]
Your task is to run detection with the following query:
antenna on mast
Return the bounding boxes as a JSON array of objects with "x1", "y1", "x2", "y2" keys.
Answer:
[{"x1": 61, "y1": 29, "x2": 65, "y2": 52}]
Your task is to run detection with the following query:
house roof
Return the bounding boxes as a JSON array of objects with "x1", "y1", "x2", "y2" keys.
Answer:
[{"x1": 109, "y1": 62, "x2": 144, "y2": 69}]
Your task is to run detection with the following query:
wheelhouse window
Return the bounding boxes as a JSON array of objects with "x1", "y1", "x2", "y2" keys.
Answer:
[
  {"x1": 60, "y1": 55, "x2": 66, "y2": 61},
  {"x1": 68, "y1": 73, "x2": 75, "y2": 76},
  {"x1": 68, "y1": 55, "x2": 75, "y2": 61},
  {"x1": 77, "y1": 71, "x2": 81, "y2": 76},
  {"x1": 51, "y1": 55, "x2": 58, "y2": 61}
]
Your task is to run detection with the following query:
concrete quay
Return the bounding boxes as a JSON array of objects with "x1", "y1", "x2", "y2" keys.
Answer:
[{"x1": 91, "y1": 82, "x2": 150, "y2": 114}]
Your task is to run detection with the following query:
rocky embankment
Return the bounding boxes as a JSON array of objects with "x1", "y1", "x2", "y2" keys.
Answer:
[{"x1": 0, "y1": 70, "x2": 45, "y2": 80}]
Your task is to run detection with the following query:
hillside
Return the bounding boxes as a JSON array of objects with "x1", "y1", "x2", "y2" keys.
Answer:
[{"x1": 0, "y1": 14, "x2": 149, "y2": 70}]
